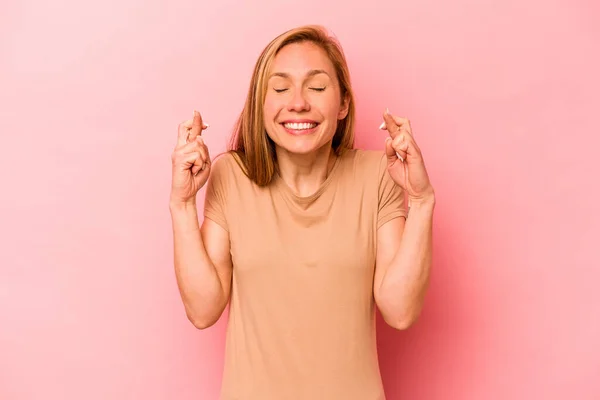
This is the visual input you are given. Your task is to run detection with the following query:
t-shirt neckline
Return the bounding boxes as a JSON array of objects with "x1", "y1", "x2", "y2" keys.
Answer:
[{"x1": 274, "y1": 154, "x2": 343, "y2": 204}]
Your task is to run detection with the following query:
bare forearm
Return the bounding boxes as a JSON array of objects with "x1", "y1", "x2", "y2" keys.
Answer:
[
  {"x1": 170, "y1": 201, "x2": 226, "y2": 327},
  {"x1": 380, "y1": 199, "x2": 435, "y2": 327}
]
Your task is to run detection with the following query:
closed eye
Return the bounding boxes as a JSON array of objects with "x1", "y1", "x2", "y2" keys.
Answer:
[{"x1": 273, "y1": 87, "x2": 325, "y2": 93}]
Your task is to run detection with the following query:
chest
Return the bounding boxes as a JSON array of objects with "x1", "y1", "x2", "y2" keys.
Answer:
[{"x1": 227, "y1": 183, "x2": 378, "y2": 277}]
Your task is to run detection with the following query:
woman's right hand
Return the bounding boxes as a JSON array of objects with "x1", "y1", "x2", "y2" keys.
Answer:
[{"x1": 170, "y1": 110, "x2": 211, "y2": 205}]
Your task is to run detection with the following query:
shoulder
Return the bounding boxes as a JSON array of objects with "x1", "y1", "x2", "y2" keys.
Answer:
[
  {"x1": 340, "y1": 148, "x2": 388, "y2": 178},
  {"x1": 203, "y1": 151, "x2": 252, "y2": 201},
  {"x1": 209, "y1": 151, "x2": 248, "y2": 183},
  {"x1": 338, "y1": 149, "x2": 400, "y2": 202},
  {"x1": 210, "y1": 151, "x2": 236, "y2": 172}
]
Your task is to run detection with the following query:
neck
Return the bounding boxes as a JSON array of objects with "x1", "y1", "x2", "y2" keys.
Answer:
[{"x1": 276, "y1": 143, "x2": 337, "y2": 197}]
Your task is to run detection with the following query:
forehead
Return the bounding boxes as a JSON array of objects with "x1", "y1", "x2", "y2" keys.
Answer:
[{"x1": 270, "y1": 41, "x2": 336, "y2": 77}]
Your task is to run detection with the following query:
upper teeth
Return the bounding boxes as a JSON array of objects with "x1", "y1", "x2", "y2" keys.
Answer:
[{"x1": 284, "y1": 122, "x2": 317, "y2": 130}]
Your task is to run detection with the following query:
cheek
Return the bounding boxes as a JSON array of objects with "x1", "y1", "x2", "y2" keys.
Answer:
[
  {"x1": 263, "y1": 94, "x2": 283, "y2": 119},
  {"x1": 317, "y1": 93, "x2": 342, "y2": 118}
]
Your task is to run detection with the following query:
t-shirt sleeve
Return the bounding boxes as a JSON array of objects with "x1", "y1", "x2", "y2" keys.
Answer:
[
  {"x1": 377, "y1": 153, "x2": 408, "y2": 228},
  {"x1": 203, "y1": 154, "x2": 230, "y2": 232}
]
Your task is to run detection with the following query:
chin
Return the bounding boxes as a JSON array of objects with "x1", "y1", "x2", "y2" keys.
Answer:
[
  {"x1": 280, "y1": 142, "x2": 318, "y2": 155},
  {"x1": 279, "y1": 138, "x2": 332, "y2": 156}
]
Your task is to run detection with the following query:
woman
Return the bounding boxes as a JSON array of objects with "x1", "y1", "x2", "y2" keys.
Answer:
[{"x1": 169, "y1": 25, "x2": 435, "y2": 400}]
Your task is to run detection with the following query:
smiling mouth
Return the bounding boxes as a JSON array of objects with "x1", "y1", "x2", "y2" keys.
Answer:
[{"x1": 282, "y1": 122, "x2": 318, "y2": 130}]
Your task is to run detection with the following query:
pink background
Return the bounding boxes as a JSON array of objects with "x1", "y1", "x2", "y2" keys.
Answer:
[{"x1": 1, "y1": 0, "x2": 599, "y2": 399}]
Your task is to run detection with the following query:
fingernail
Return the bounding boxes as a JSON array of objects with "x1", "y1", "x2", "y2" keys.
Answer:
[
  {"x1": 378, "y1": 122, "x2": 386, "y2": 130},
  {"x1": 385, "y1": 137, "x2": 392, "y2": 142},
  {"x1": 203, "y1": 123, "x2": 210, "y2": 128},
  {"x1": 194, "y1": 110, "x2": 199, "y2": 117},
  {"x1": 385, "y1": 107, "x2": 390, "y2": 115}
]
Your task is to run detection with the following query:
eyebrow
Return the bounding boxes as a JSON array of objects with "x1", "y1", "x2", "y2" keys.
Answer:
[{"x1": 269, "y1": 69, "x2": 330, "y2": 80}]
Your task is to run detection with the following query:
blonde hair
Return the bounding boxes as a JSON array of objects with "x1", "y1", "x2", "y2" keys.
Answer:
[{"x1": 228, "y1": 25, "x2": 356, "y2": 186}]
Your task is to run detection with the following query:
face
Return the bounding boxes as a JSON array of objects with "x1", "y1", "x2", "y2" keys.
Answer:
[{"x1": 263, "y1": 41, "x2": 349, "y2": 155}]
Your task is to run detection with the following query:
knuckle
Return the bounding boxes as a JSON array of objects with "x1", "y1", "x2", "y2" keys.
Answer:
[{"x1": 172, "y1": 154, "x2": 184, "y2": 166}]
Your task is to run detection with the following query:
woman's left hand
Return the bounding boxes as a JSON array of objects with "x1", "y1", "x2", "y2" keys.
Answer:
[{"x1": 380, "y1": 109, "x2": 435, "y2": 205}]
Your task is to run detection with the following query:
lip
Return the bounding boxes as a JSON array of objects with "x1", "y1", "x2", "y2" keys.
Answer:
[
  {"x1": 280, "y1": 119, "x2": 319, "y2": 124},
  {"x1": 280, "y1": 119, "x2": 320, "y2": 136}
]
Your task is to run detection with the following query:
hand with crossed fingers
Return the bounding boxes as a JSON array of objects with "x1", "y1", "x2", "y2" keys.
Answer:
[
  {"x1": 379, "y1": 108, "x2": 435, "y2": 206},
  {"x1": 170, "y1": 110, "x2": 211, "y2": 204}
]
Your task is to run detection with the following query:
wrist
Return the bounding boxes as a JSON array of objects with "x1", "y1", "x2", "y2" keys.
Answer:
[
  {"x1": 169, "y1": 198, "x2": 201, "y2": 232},
  {"x1": 409, "y1": 188, "x2": 435, "y2": 204},
  {"x1": 169, "y1": 197, "x2": 197, "y2": 212},
  {"x1": 408, "y1": 193, "x2": 436, "y2": 211}
]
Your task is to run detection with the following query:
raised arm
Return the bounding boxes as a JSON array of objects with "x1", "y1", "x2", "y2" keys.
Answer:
[
  {"x1": 169, "y1": 111, "x2": 232, "y2": 329},
  {"x1": 373, "y1": 109, "x2": 435, "y2": 330}
]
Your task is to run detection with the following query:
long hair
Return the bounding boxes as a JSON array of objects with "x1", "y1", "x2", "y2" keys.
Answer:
[{"x1": 228, "y1": 25, "x2": 356, "y2": 186}]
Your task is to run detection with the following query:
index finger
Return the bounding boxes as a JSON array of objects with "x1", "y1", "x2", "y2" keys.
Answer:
[
  {"x1": 177, "y1": 119, "x2": 193, "y2": 147},
  {"x1": 381, "y1": 109, "x2": 401, "y2": 139}
]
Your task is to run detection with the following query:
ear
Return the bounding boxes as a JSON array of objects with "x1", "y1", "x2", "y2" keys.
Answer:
[{"x1": 337, "y1": 93, "x2": 350, "y2": 120}]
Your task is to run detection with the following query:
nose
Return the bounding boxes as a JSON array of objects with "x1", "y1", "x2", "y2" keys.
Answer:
[{"x1": 287, "y1": 88, "x2": 310, "y2": 112}]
